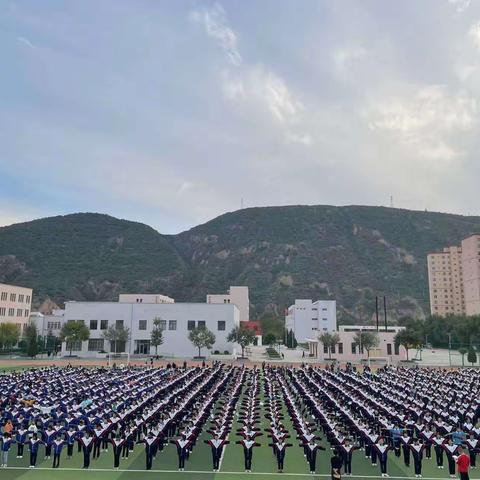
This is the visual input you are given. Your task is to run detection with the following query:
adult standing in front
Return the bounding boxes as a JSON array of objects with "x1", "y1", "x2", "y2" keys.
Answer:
[{"x1": 456, "y1": 446, "x2": 471, "y2": 480}]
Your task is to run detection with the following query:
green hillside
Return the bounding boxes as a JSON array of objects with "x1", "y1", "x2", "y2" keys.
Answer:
[{"x1": 1, "y1": 206, "x2": 480, "y2": 323}]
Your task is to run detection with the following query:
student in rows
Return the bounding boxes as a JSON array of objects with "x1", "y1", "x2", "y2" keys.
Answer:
[
  {"x1": 52, "y1": 435, "x2": 65, "y2": 468},
  {"x1": 27, "y1": 433, "x2": 42, "y2": 468},
  {"x1": 444, "y1": 438, "x2": 459, "y2": 478},
  {"x1": 171, "y1": 434, "x2": 191, "y2": 471},
  {"x1": 65, "y1": 426, "x2": 78, "y2": 459},
  {"x1": 400, "y1": 430, "x2": 411, "y2": 467},
  {"x1": 79, "y1": 431, "x2": 94, "y2": 469},
  {"x1": 432, "y1": 432, "x2": 445, "y2": 468},
  {"x1": 236, "y1": 435, "x2": 261, "y2": 473},
  {"x1": 43, "y1": 425, "x2": 56, "y2": 459},
  {"x1": 410, "y1": 438, "x2": 425, "y2": 478},
  {"x1": 0, "y1": 432, "x2": 14, "y2": 468},
  {"x1": 269, "y1": 439, "x2": 293, "y2": 473},
  {"x1": 138, "y1": 431, "x2": 158, "y2": 470},
  {"x1": 338, "y1": 438, "x2": 359, "y2": 476},
  {"x1": 464, "y1": 433, "x2": 478, "y2": 468},
  {"x1": 204, "y1": 435, "x2": 229, "y2": 472},
  {"x1": 300, "y1": 437, "x2": 326, "y2": 474},
  {"x1": 374, "y1": 437, "x2": 391, "y2": 478},
  {"x1": 15, "y1": 426, "x2": 27, "y2": 458},
  {"x1": 109, "y1": 434, "x2": 125, "y2": 470}
]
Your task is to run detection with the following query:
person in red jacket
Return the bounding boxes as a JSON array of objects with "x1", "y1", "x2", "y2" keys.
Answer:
[{"x1": 456, "y1": 446, "x2": 471, "y2": 480}]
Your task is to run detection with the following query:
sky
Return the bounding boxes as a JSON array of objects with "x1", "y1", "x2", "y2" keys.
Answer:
[{"x1": 1, "y1": 0, "x2": 480, "y2": 234}]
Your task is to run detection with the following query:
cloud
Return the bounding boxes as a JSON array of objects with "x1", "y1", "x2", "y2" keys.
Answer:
[
  {"x1": 333, "y1": 46, "x2": 368, "y2": 73},
  {"x1": 190, "y1": 3, "x2": 242, "y2": 66},
  {"x1": 449, "y1": 0, "x2": 471, "y2": 13},
  {"x1": 469, "y1": 21, "x2": 480, "y2": 50},
  {"x1": 16, "y1": 36, "x2": 36, "y2": 49}
]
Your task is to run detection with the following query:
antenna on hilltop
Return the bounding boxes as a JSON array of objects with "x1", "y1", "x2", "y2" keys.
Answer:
[{"x1": 390, "y1": 195, "x2": 394, "y2": 208}]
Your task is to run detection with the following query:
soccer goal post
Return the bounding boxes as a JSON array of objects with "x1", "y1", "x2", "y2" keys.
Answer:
[{"x1": 107, "y1": 352, "x2": 130, "y2": 368}]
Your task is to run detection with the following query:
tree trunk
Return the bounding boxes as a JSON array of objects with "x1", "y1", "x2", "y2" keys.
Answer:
[
  {"x1": 198, "y1": 346, "x2": 201, "y2": 357},
  {"x1": 328, "y1": 347, "x2": 332, "y2": 360},
  {"x1": 241, "y1": 345, "x2": 244, "y2": 357},
  {"x1": 155, "y1": 345, "x2": 158, "y2": 355},
  {"x1": 405, "y1": 345, "x2": 409, "y2": 361}
]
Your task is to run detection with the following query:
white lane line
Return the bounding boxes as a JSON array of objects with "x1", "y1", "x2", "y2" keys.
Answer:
[{"x1": 1, "y1": 466, "x2": 479, "y2": 479}]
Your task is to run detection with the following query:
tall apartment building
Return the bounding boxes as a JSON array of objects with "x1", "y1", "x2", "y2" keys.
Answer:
[
  {"x1": 0, "y1": 283, "x2": 33, "y2": 330},
  {"x1": 427, "y1": 234, "x2": 480, "y2": 316}
]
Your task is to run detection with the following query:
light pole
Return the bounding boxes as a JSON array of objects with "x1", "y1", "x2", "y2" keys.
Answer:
[{"x1": 448, "y1": 333, "x2": 452, "y2": 367}]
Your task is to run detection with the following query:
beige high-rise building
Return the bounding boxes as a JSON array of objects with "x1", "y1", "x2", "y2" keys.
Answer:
[
  {"x1": 461, "y1": 234, "x2": 480, "y2": 316},
  {"x1": 427, "y1": 234, "x2": 480, "y2": 316},
  {"x1": 0, "y1": 283, "x2": 33, "y2": 331}
]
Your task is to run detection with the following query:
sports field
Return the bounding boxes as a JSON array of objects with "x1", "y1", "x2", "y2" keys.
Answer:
[{"x1": 1, "y1": 367, "x2": 478, "y2": 480}]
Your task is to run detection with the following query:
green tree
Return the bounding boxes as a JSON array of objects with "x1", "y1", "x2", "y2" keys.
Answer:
[
  {"x1": 102, "y1": 324, "x2": 130, "y2": 354},
  {"x1": 0, "y1": 322, "x2": 21, "y2": 355},
  {"x1": 150, "y1": 317, "x2": 164, "y2": 355},
  {"x1": 24, "y1": 322, "x2": 39, "y2": 358},
  {"x1": 467, "y1": 346, "x2": 477, "y2": 366},
  {"x1": 60, "y1": 320, "x2": 90, "y2": 356},
  {"x1": 394, "y1": 329, "x2": 421, "y2": 361},
  {"x1": 263, "y1": 333, "x2": 277, "y2": 346},
  {"x1": 259, "y1": 312, "x2": 283, "y2": 338},
  {"x1": 353, "y1": 331, "x2": 379, "y2": 358},
  {"x1": 318, "y1": 331, "x2": 341, "y2": 360},
  {"x1": 188, "y1": 326, "x2": 216, "y2": 358},
  {"x1": 458, "y1": 347, "x2": 468, "y2": 367},
  {"x1": 227, "y1": 326, "x2": 255, "y2": 358}
]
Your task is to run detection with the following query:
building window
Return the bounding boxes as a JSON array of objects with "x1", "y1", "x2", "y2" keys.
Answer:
[
  {"x1": 10, "y1": 293, "x2": 16, "y2": 302},
  {"x1": 0, "y1": 307, "x2": 5, "y2": 316},
  {"x1": 187, "y1": 321, "x2": 196, "y2": 331},
  {"x1": 26, "y1": 296, "x2": 30, "y2": 303},
  {"x1": 89, "y1": 320, "x2": 98, "y2": 330},
  {"x1": 338, "y1": 343, "x2": 343, "y2": 354},
  {"x1": 217, "y1": 321, "x2": 226, "y2": 331},
  {"x1": 169, "y1": 320, "x2": 177, "y2": 331},
  {"x1": 16, "y1": 308, "x2": 22, "y2": 316},
  {"x1": 88, "y1": 339, "x2": 104, "y2": 351},
  {"x1": 100, "y1": 320, "x2": 108, "y2": 330},
  {"x1": 198, "y1": 320, "x2": 206, "y2": 328},
  {"x1": 323, "y1": 344, "x2": 328, "y2": 354},
  {"x1": 159, "y1": 320, "x2": 167, "y2": 330},
  {"x1": 8, "y1": 308, "x2": 14, "y2": 316},
  {"x1": 24, "y1": 309, "x2": 29, "y2": 317},
  {"x1": 394, "y1": 343, "x2": 400, "y2": 355},
  {"x1": 351, "y1": 343, "x2": 356, "y2": 354},
  {"x1": 115, "y1": 320, "x2": 124, "y2": 329},
  {"x1": 0, "y1": 292, "x2": 6, "y2": 301},
  {"x1": 331, "y1": 345, "x2": 336, "y2": 354},
  {"x1": 387, "y1": 343, "x2": 392, "y2": 355},
  {"x1": 18, "y1": 294, "x2": 24, "y2": 302},
  {"x1": 135, "y1": 340, "x2": 150, "y2": 354},
  {"x1": 139, "y1": 320, "x2": 147, "y2": 330},
  {"x1": 66, "y1": 340, "x2": 82, "y2": 352}
]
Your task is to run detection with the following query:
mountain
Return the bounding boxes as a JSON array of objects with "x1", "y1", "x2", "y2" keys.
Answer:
[{"x1": 1, "y1": 206, "x2": 480, "y2": 323}]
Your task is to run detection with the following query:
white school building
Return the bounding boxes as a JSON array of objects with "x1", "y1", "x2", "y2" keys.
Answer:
[
  {"x1": 60, "y1": 300, "x2": 240, "y2": 358},
  {"x1": 285, "y1": 299, "x2": 337, "y2": 343}
]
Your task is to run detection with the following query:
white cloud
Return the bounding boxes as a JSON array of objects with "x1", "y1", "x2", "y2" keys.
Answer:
[
  {"x1": 333, "y1": 46, "x2": 368, "y2": 73},
  {"x1": 190, "y1": 3, "x2": 242, "y2": 66},
  {"x1": 469, "y1": 21, "x2": 480, "y2": 50},
  {"x1": 449, "y1": 0, "x2": 471, "y2": 13},
  {"x1": 16, "y1": 36, "x2": 36, "y2": 49}
]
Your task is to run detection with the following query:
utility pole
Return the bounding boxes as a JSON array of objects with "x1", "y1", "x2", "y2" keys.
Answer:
[{"x1": 448, "y1": 333, "x2": 452, "y2": 366}]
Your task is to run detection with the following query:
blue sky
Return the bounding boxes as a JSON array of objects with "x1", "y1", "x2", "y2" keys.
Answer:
[{"x1": 1, "y1": 0, "x2": 480, "y2": 233}]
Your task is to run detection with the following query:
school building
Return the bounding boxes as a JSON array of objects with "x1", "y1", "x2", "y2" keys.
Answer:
[
  {"x1": 60, "y1": 298, "x2": 240, "y2": 358},
  {"x1": 307, "y1": 325, "x2": 407, "y2": 363},
  {"x1": 285, "y1": 299, "x2": 337, "y2": 343},
  {"x1": 0, "y1": 282, "x2": 32, "y2": 331}
]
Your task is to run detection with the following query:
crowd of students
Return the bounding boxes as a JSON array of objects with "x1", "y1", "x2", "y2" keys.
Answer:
[{"x1": 0, "y1": 363, "x2": 478, "y2": 479}]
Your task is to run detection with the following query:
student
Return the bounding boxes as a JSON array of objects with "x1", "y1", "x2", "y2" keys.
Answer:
[
  {"x1": 410, "y1": 439, "x2": 425, "y2": 478},
  {"x1": 432, "y1": 432, "x2": 445, "y2": 469},
  {"x1": 443, "y1": 439, "x2": 459, "y2": 478},
  {"x1": 236, "y1": 436, "x2": 261, "y2": 473},
  {"x1": 374, "y1": 438, "x2": 391, "y2": 477},
  {"x1": 109, "y1": 434, "x2": 125, "y2": 470},
  {"x1": 79, "y1": 431, "x2": 94, "y2": 469},
  {"x1": 43, "y1": 425, "x2": 56, "y2": 459},
  {"x1": 269, "y1": 440, "x2": 293, "y2": 473},
  {"x1": 15, "y1": 426, "x2": 27, "y2": 458},
  {"x1": 26, "y1": 433, "x2": 42, "y2": 468},
  {"x1": 52, "y1": 435, "x2": 65, "y2": 468},
  {"x1": 300, "y1": 438, "x2": 326, "y2": 474},
  {"x1": 92, "y1": 424, "x2": 106, "y2": 459},
  {"x1": 204, "y1": 435, "x2": 229, "y2": 472},
  {"x1": 138, "y1": 432, "x2": 158, "y2": 470},
  {"x1": 171, "y1": 435, "x2": 191, "y2": 471},
  {"x1": 456, "y1": 445, "x2": 471, "y2": 480},
  {"x1": 400, "y1": 430, "x2": 411, "y2": 467},
  {"x1": 65, "y1": 426, "x2": 77, "y2": 459},
  {"x1": 464, "y1": 434, "x2": 478, "y2": 469},
  {"x1": 338, "y1": 438, "x2": 359, "y2": 476},
  {"x1": 1, "y1": 433, "x2": 14, "y2": 468}
]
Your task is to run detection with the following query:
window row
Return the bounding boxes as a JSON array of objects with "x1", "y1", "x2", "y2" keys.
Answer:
[
  {"x1": 0, "y1": 292, "x2": 31, "y2": 303},
  {"x1": 323, "y1": 342, "x2": 400, "y2": 355},
  {"x1": 0, "y1": 307, "x2": 29, "y2": 317},
  {"x1": 86, "y1": 319, "x2": 227, "y2": 332}
]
